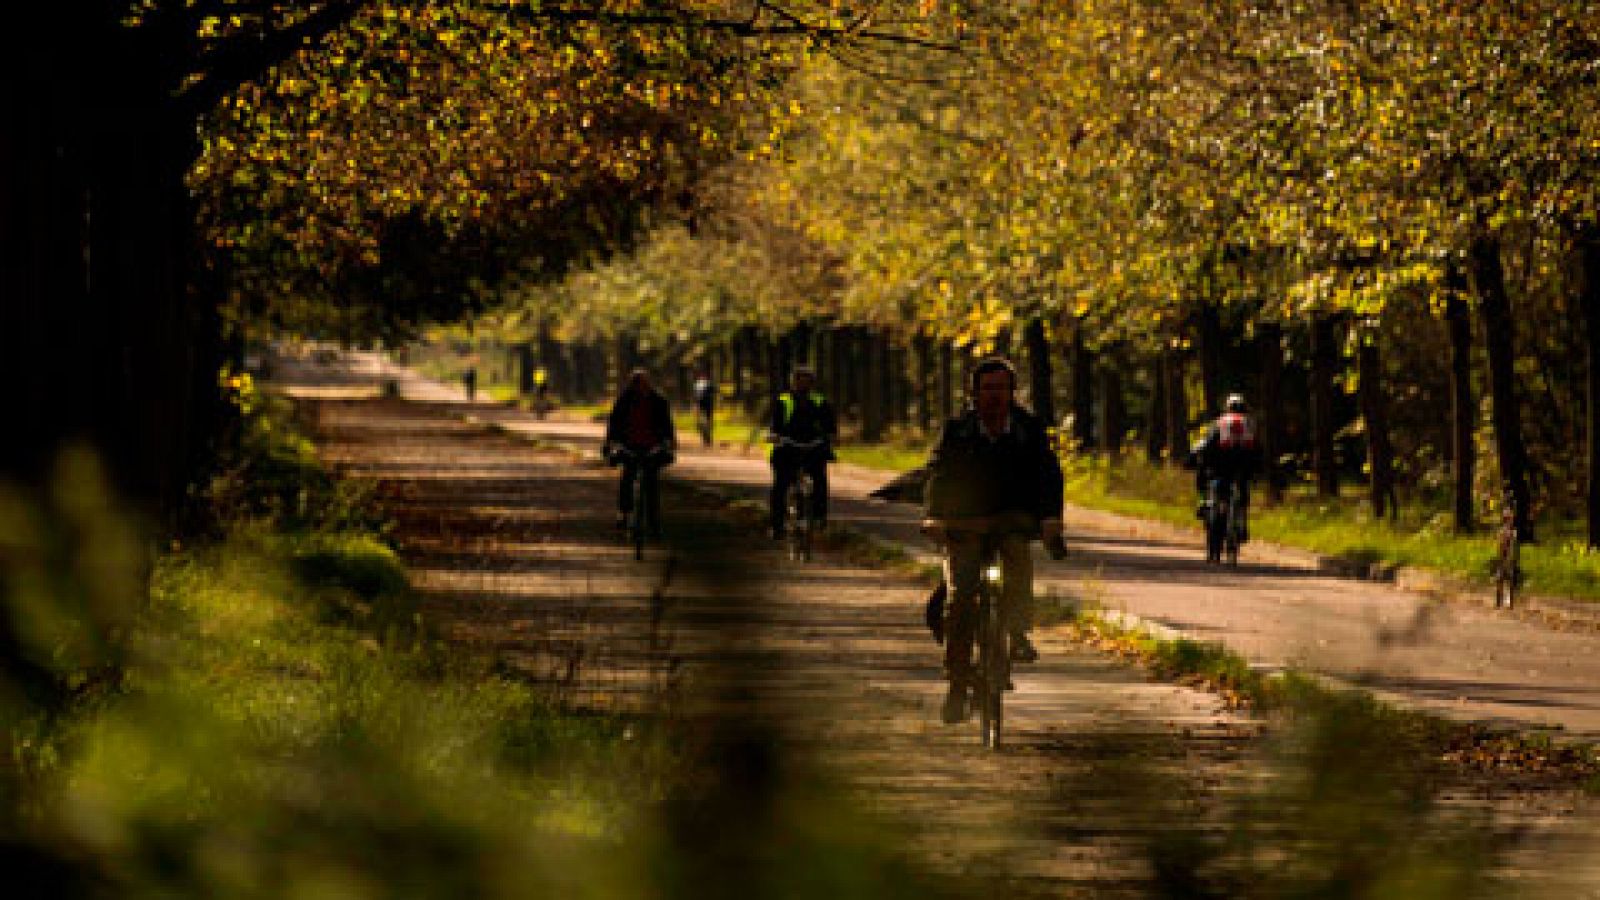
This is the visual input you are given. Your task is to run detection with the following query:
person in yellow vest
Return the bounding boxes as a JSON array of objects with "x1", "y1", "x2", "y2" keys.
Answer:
[
  {"x1": 768, "y1": 366, "x2": 837, "y2": 539},
  {"x1": 532, "y1": 365, "x2": 550, "y2": 418}
]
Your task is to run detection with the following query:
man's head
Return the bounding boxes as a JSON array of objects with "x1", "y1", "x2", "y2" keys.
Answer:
[
  {"x1": 627, "y1": 368, "x2": 653, "y2": 395},
  {"x1": 1224, "y1": 393, "x2": 1248, "y2": 414},
  {"x1": 791, "y1": 365, "x2": 816, "y2": 393},
  {"x1": 970, "y1": 357, "x2": 1017, "y2": 427}
]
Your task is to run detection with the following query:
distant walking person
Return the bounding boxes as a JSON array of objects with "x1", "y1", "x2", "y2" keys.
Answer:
[
  {"x1": 692, "y1": 364, "x2": 716, "y2": 446},
  {"x1": 533, "y1": 364, "x2": 550, "y2": 418},
  {"x1": 462, "y1": 366, "x2": 478, "y2": 402},
  {"x1": 603, "y1": 369, "x2": 677, "y2": 534}
]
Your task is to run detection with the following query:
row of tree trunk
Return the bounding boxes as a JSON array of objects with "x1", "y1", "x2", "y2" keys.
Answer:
[{"x1": 523, "y1": 242, "x2": 1600, "y2": 548}]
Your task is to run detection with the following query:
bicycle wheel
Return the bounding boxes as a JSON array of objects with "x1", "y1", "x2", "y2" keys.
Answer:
[
  {"x1": 797, "y1": 475, "x2": 812, "y2": 562},
  {"x1": 632, "y1": 473, "x2": 647, "y2": 561},
  {"x1": 1224, "y1": 495, "x2": 1240, "y2": 567},
  {"x1": 786, "y1": 476, "x2": 813, "y2": 562},
  {"x1": 1205, "y1": 501, "x2": 1225, "y2": 564},
  {"x1": 976, "y1": 586, "x2": 1006, "y2": 749}
]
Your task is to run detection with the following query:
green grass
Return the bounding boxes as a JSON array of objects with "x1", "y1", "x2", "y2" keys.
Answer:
[
  {"x1": 1, "y1": 385, "x2": 987, "y2": 898},
  {"x1": 1060, "y1": 452, "x2": 1600, "y2": 602},
  {"x1": 832, "y1": 440, "x2": 929, "y2": 472},
  {"x1": 0, "y1": 393, "x2": 697, "y2": 895}
]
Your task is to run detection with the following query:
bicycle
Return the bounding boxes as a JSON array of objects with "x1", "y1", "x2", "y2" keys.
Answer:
[
  {"x1": 926, "y1": 517, "x2": 1031, "y2": 750},
  {"x1": 611, "y1": 446, "x2": 667, "y2": 561},
  {"x1": 777, "y1": 437, "x2": 826, "y2": 562},
  {"x1": 1204, "y1": 478, "x2": 1243, "y2": 567},
  {"x1": 1493, "y1": 491, "x2": 1521, "y2": 609},
  {"x1": 972, "y1": 542, "x2": 1010, "y2": 749}
]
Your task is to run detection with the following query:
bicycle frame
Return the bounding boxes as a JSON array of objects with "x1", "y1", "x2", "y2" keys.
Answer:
[
  {"x1": 614, "y1": 447, "x2": 665, "y2": 560},
  {"x1": 928, "y1": 518, "x2": 1024, "y2": 749},
  {"x1": 787, "y1": 469, "x2": 814, "y2": 561},
  {"x1": 1205, "y1": 479, "x2": 1243, "y2": 566},
  {"x1": 777, "y1": 438, "x2": 826, "y2": 563}
]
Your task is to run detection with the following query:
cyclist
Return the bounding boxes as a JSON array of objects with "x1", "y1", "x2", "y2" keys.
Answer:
[
  {"x1": 921, "y1": 357, "x2": 1066, "y2": 725},
  {"x1": 768, "y1": 365, "x2": 837, "y2": 540},
  {"x1": 603, "y1": 368, "x2": 676, "y2": 535},
  {"x1": 1193, "y1": 393, "x2": 1262, "y2": 543},
  {"x1": 532, "y1": 365, "x2": 550, "y2": 417}
]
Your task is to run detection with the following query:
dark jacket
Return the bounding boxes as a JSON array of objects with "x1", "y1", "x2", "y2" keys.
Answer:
[
  {"x1": 605, "y1": 388, "x2": 676, "y2": 453},
  {"x1": 923, "y1": 405, "x2": 1064, "y2": 521},
  {"x1": 770, "y1": 390, "x2": 837, "y2": 448}
]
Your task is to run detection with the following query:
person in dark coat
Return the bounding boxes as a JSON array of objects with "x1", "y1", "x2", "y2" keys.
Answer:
[
  {"x1": 921, "y1": 357, "x2": 1066, "y2": 724},
  {"x1": 603, "y1": 369, "x2": 676, "y2": 534}
]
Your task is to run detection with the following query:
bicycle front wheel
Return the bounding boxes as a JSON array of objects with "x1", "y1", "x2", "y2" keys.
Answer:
[
  {"x1": 977, "y1": 589, "x2": 1006, "y2": 749},
  {"x1": 788, "y1": 480, "x2": 811, "y2": 562}
]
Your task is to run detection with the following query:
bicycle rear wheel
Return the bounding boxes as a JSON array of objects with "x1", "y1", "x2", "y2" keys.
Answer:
[
  {"x1": 1224, "y1": 497, "x2": 1240, "y2": 567},
  {"x1": 1205, "y1": 501, "x2": 1225, "y2": 564},
  {"x1": 632, "y1": 474, "x2": 647, "y2": 561}
]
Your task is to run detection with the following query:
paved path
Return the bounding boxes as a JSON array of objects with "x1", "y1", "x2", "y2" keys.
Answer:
[
  {"x1": 269, "y1": 347, "x2": 1600, "y2": 894},
  {"x1": 341, "y1": 350, "x2": 1600, "y2": 743}
]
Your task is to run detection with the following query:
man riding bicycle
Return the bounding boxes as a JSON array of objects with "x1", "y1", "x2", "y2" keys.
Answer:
[
  {"x1": 1192, "y1": 393, "x2": 1262, "y2": 543},
  {"x1": 768, "y1": 365, "x2": 837, "y2": 540},
  {"x1": 603, "y1": 368, "x2": 676, "y2": 535},
  {"x1": 921, "y1": 357, "x2": 1066, "y2": 725}
]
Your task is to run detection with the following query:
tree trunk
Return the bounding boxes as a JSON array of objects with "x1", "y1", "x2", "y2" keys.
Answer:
[
  {"x1": 886, "y1": 339, "x2": 905, "y2": 427},
  {"x1": 1197, "y1": 301, "x2": 1224, "y2": 417},
  {"x1": 1444, "y1": 273, "x2": 1476, "y2": 532},
  {"x1": 1257, "y1": 323, "x2": 1286, "y2": 504},
  {"x1": 937, "y1": 340, "x2": 955, "y2": 419},
  {"x1": 860, "y1": 329, "x2": 887, "y2": 442},
  {"x1": 914, "y1": 332, "x2": 934, "y2": 431},
  {"x1": 772, "y1": 332, "x2": 791, "y2": 408},
  {"x1": 1165, "y1": 347, "x2": 1191, "y2": 462},
  {"x1": 1581, "y1": 231, "x2": 1600, "y2": 548},
  {"x1": 1146, "y1": 355, "x2": 1168, "y2": 464},
  {"x1": 1098, "y1": 359, "x2": 1125, "y2": 457},
  {"x1": 1357, "y1": 328, "x2": 1397, "y2": 520},
  {"x1": 1310, "y1": 313, "x2": 1340, "y2": 497},
  {"x1": 1023, "y1": 317, "x2": 1056, "y2": 425},
  {"x1": 1470, "y1": 232, "x2": 1535, "y2": 541},
  {"x1": 832, "y1": 328, "x2": 844, "y2": 408},
  {"x1": 1070, "y1": 318, "x2": 1095, "y2": 451}
]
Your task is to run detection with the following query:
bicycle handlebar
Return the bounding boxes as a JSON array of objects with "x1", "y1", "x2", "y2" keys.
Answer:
[{"x1": 609, "y1": 445, "x2": 670, "y2": 461}]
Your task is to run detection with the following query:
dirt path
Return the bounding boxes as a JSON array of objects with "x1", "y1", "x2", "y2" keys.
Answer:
[{"x1": 272, "y1": 348, "x2": 1600, "y2": 895}]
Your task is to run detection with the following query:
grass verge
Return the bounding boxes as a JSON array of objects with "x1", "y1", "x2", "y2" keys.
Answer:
[
  {"x1": 1060, "y1": 453, "x2": 1600, "y2": 603},
  {"x1": 1061, "y1": 605, "x2": 1600, "y2": 788}
]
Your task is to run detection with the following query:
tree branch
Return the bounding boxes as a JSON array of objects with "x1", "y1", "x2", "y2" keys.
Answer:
[
  {"x1": 495, "y1": 2, "x2": 963, "y2": 52},
  {"x1": 179, "y1": 0, "x2": 367, "y2": 116}
]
